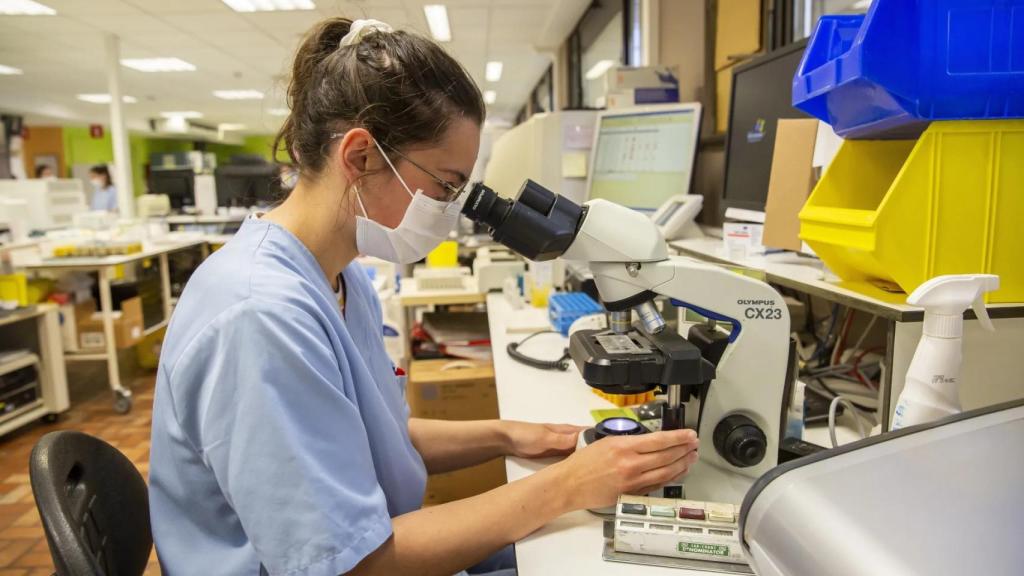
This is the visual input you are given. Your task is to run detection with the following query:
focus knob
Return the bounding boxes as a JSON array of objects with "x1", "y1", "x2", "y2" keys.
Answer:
[{"x1": 713, "y1": 414, "x2": 767, "y2": 468}]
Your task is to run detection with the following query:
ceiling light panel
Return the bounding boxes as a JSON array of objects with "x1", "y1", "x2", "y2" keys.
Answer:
[
  {"x1": 161, "y1": 111, "x2": 203, "y2": 119},
  {"x1": 485, "y1": 61, "x2": 503, "y2": 82},
  {"x1": 0, "y1": 64, "x2": 23, "y2": 75},
  {"x1": 268, "y1": 108, "x2": 290, "y2": 116},
  {"x1": 77, "y1": 94, "x2": 137, "y2": 104},
  {"x1": 121, "y1": 58, "x2": 196, "y2": 72},
  {"x1": 423, "y1": 5, "x2": 452, "y2": 42},
  {"x1": 220, "y1": 0, "x2": 315, "y2": 12},
  {"x1": 0, "y1": 1, "x2": 56, "y2": 15},
  {"x1": 213, "y1": 90, "x2": 265, "y2": 100},
  {"x1": 483, "y1": 90, "x2": 496, "y2": 105}
]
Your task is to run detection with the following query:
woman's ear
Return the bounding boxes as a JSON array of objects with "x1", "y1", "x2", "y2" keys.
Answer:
[{"x1": 336, "y1": 128, "x2": 375, "y2": 181}]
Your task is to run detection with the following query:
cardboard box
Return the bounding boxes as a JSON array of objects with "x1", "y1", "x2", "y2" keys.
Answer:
[
  {"x1": 715, "y1": 62, "x2": 740, "y2": 134},
  {"x1": 407, "y1": 359, "x2": 499, "y2": 421},
  {"x1": 423, "y1": 458, "x2": 508, "y2": 506},
  {"x1": 75, "y1": 297, "x2": 145, "y2": 352},
  {"x1": 763, "y1": 119, "x2": 820, "y2": 251},
  {"x1": 715, "y1": 0, "x2": 761, "y2": 70},
  {"x1": 603, "y1": 65, "x2": 679, "y2": 92},
  {"x1": 408, "y1": 359, "x2": 506, "y2": 504}
]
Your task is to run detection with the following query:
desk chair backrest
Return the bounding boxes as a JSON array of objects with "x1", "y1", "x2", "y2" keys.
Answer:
[{"x1": 29, "y1": 431, "x2": 152, "y2": 576}]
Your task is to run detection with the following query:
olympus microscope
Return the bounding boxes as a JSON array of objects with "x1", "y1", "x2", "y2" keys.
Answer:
[{"x1": 461, "y1": 180, "x2": 792, "y2": 505}]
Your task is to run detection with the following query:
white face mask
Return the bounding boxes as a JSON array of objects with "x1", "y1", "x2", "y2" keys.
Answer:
[
  {"x1": 354, "y1": 139, "x2": 460, "y2": 264},
  {"x1": 90, "y1": 178, "x2": 104, "y2": 189}
]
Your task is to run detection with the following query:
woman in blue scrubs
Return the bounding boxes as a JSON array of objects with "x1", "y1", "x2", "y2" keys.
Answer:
[{"x1": 149, "y1": 17, "x2": 700, "y2": 576}]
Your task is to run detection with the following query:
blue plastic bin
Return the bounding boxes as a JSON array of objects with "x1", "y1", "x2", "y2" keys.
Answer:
[
  {"x1": 793, "y1": 0, "x2": 1024, "y2": 139},
  {"x1": 548, "y1": 292, "x2": 603, "y2": 336}
]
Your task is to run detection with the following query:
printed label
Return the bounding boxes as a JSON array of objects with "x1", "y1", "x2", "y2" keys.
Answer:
[
  {"x1": 679, "y1": 542, "x2": 730, "y2": 557},
  {"x1": 80, "y1": 333, "x2": 105, "y2": 349}
]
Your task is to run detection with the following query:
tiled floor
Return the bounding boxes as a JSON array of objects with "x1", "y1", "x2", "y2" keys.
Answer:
[{"x1": 0, "y1": 374, "x2": 160, "y2": 575}]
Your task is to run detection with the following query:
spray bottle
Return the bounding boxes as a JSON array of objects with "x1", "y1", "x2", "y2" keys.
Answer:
[{"x1": 890, "y1": 274, "x2": 1000, "y2": 431}]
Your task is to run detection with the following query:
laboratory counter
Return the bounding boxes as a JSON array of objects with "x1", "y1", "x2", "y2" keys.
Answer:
[
  {"x1": 669, "y1": 237, "x2": 1024, "y2": 322},
  {"x1": 670, "y1": 236, "x2": 1024, "y2": 430}
]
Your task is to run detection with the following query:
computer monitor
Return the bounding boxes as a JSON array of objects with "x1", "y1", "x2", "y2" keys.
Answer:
[
  {"x1": 722, "y1": 40, "x2": 811, "y2": 215},
  {"x1": 587, "y1": 103, "x2": 702, "y2": 211},
  {"x1": 214, "y1": 163, "x2": 281, "y2": 208},
  {"x1": 149, "y1": 168, "x2": 195, "y2": 211}
]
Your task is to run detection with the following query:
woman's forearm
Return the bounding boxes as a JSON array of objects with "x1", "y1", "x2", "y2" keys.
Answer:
[
  {"x1": 408, "y1": 418, "x2": 509, "y2": 474},
  {"x1": 348, "y1": 461, "x2": 572, "y2": 576}
]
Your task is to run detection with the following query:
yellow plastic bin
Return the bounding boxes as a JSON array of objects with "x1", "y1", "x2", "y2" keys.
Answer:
[
  {"x1": 0, "y1": 274, "x2": 28, "y2": 308},
  {"x1": 799, "y1": 120, "x2": 1024, "y2": 303}
]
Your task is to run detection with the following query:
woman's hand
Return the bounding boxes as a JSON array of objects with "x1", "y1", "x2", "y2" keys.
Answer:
[
  {"x1": 500, "y1": 421, "x2": 587, "y2": 459},
  {"x1": 552, "y1": 428, "x2": 699, "y2": 511}
]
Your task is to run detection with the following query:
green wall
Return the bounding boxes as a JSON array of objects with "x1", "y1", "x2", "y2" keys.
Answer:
[
  {"x1": 60, "y1": 127, "x2": 278, "y2": 196},
  {"x1": 241, "y1": 134, "x2": 282, "y2": 162}
]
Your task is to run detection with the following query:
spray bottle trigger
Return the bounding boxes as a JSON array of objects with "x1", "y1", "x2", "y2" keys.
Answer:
[{"x1": 972, "y1": 296, "x2": 995, "y2": 332}]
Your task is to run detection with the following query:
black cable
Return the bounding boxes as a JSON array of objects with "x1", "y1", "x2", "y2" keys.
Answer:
[
  {"x1": 507, "y1": 330, "x2": 571, "y2": 371},
  {"x1": 812, "y1": 378, "x2": 878, "y2": 413}
]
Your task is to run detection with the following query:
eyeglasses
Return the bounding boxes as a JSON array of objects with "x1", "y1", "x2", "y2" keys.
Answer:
[{"x1": 377, "y1": 140, "x2": 467, "y2": 203}]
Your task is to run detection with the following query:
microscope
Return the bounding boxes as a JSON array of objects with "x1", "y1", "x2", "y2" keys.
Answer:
[{"x1": 462, "y1": 180, "x2": 792, "y2": 504}]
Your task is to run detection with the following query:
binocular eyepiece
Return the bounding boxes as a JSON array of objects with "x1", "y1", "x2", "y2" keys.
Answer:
[{"x1": 460, "y1": 180, "x2": 586, "y2": 262}]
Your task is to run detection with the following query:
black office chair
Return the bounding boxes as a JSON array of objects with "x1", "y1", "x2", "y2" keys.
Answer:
[{"x1": 29, "y1": 431, "x2": 152, "y2": 576}]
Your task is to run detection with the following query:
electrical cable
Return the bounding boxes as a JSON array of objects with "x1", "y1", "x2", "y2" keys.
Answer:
[
  {"x1": 828, "y1": 395, "x2": 869, "y2": 448},
  {"x1": 851, "y1": 346, "x2": 886, "y2": 386},
  {"x1": 848, "y1": 315, "x2": 879, "y2": 359},
  {"x1": 810, "y1": 378, "x2": 878, "y2": 413},
  {"x1": 832, "y1": 309, "x2": 855, "y2": 365},
  {"x1": 813, "y1": 304, "x2": 841, "y2": 365},
  {"x1": 506, "y1": 330, "x2": 571, "y2": 371}
]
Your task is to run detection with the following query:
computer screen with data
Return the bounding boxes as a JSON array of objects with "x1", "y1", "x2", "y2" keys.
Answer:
[{"x1": 588, "y1": 104, "x2": 701, "y2": 211}]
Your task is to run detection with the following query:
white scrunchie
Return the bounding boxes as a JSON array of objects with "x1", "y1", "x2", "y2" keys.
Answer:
[{"x1": 340, "y1": 19, "x2": 393, "y2": 47}]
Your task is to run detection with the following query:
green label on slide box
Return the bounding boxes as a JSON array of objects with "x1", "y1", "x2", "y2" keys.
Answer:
[{"x1": 679, "y1": 542, "x2": 730, "y2": 557}]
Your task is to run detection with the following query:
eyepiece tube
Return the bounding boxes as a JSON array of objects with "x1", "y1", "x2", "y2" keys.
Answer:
[
  {"x1": 460, "y1": 180, "x2": 586, "y2": 261},
  {"x1": 462, "y1": 183, "x2": 513, "y2": 230}
]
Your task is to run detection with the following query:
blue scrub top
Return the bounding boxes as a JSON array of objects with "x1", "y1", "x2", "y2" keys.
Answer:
[
  {"x1": 149, "y1": 217, "x2": 428, "y2": 575},
  {"x1": 90, "y1": 184, "x2": 118, "y2": 212}
]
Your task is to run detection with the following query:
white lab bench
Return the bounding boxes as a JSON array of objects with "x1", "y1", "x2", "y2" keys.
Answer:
[
  {"x1": 19, "y1": 238, "x2": 208, "y2": 413},
  {"x1": 670, "y1": 237, "x2": 1024, "y2": 428},
  {"x1": 165, "y1": 214, "x2": 246, "y2": 227},
  {"x1": 0, "y1": 304, "x2": 69, "y2": 436},
  {"x1": 485, "y1": 293, "x2": 858, "y2": 575}
]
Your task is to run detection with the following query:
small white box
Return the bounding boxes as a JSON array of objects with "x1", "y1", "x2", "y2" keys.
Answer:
[
  {"x1": 723, "y1": 222, "x2": 766, "y2": 259},
  {"x1": 603, "y1": 66, "x2": 680, "y2": 92}
]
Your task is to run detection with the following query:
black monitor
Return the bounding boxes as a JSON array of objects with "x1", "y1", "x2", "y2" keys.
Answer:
[
  {"x1": 723, "y1": 40, "x2": 811, "y2": 215},
  {"x1": 149, "y1": 168, "x2": 195, "y2": 210},
  {"x1": 214, "y1": 163, "x2": 281, "y2": 208}
]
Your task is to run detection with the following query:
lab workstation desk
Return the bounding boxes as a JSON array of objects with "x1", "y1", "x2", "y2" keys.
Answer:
[
  {"x1": 19, "y1": 238, "x2": 209, "y2": 413},
  {"x1": 670, "y1": 237, "x2": 1024, "y2": 430},
  {"x1": 485, "y1": 294, "x2": 857, "y2": 575},
  {"x1": 165, "y1": 214, "x2": 246, "y2": 229}
]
